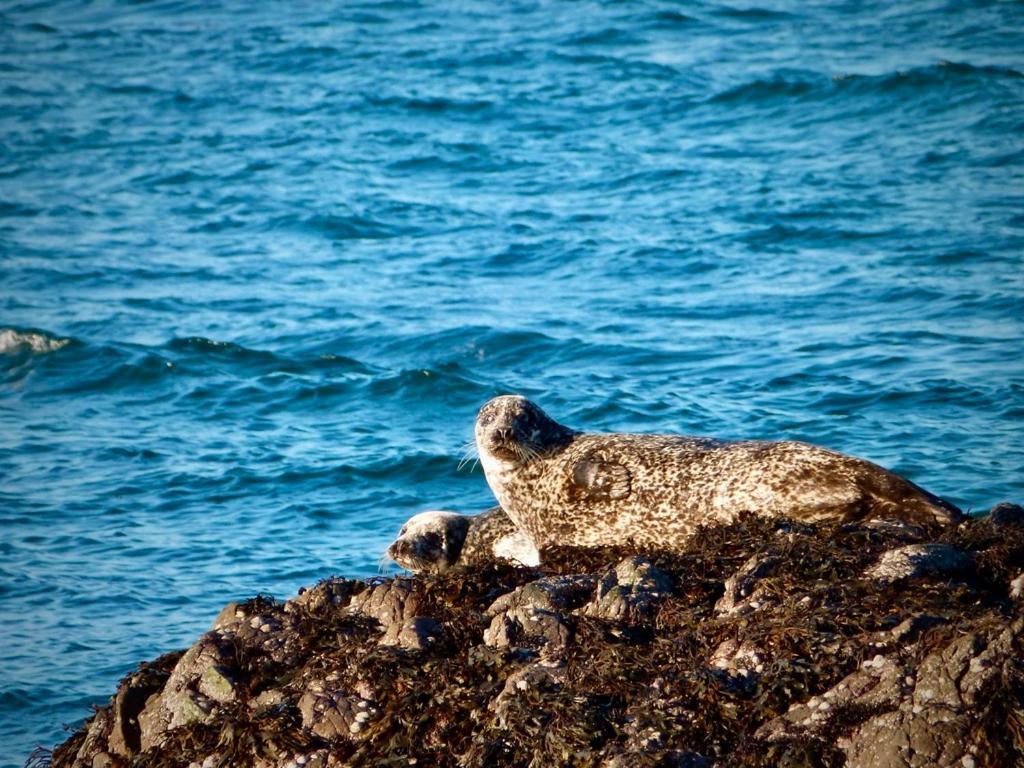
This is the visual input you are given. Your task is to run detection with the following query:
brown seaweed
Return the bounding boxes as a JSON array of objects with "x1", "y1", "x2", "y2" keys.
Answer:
[{"x1": 42, "y1": 512, "x2": 1024, "y2": 768}]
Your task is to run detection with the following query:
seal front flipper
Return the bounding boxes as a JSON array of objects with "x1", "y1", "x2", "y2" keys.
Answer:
[{"x1": 569, "y1": 454, "x2": 632, "y2": 502}]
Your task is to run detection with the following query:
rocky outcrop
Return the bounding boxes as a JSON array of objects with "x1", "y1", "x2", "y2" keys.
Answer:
[{"x1": 47, "y1": 510, "x2": 1024, "y2": 768}]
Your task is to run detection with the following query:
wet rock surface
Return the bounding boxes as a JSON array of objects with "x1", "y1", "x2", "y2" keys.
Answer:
[
  {"x1": 47, "y1": 512, "x2": 1024, "y2": 768},
  {"x1": 865, "y1": 543, "x2": 974, "y2": 583}
]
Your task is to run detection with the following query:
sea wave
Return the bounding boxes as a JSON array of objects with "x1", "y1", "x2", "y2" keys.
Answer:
[
  {"x1": 707, "y1": 61, "x2": 1021, "y2": 107},
  {"x1": 2, "y1": 1, "x2": 1023, "y2": 764},
  {"x1": 0, "y1": 328, "x2": 70, "y2": 355}
]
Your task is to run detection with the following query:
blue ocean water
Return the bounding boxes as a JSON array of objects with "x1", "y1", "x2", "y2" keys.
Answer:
[{"x1": 1, "y1": 0, "x2": 1023, "y2": 762}]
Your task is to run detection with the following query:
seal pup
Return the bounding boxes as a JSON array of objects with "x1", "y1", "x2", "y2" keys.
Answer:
[
  {"x1": 475, "y1": 395, "x2": 963, "y2": 551},
  {"x1": 386, "y1": 506, "x2": 539, "y2": 573}
]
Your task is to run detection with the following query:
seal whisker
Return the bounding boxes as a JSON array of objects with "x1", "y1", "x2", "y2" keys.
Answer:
[
  {"x1": 457, "y1": 440, "x2": 479, "y2": 472},
  {"x1": 514, "y1": 442, "x2": 540, "y2": 464},
  {"x1": 457, "y1": 454, "x2": 480, "y2": 473}
]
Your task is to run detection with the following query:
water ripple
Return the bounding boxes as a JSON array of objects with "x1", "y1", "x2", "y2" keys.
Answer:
[{"x1": 2, "y1": 1, "x2": 1023, "y2": 764}]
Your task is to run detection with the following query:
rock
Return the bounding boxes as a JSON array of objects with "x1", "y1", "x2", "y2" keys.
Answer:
[
  {"x1": 613, "y1": 556, "x2": 673, "y2": 591},
  {"x1": 207, "y1": 596, "x2": 303, "y2": 666},
  {"x1": 862, "y1": 518, "x2": 929, "y2": 542},
  {"x1": 757, "y1": 651, "x2": 912, "y2": 743},
  {"x1": 47, "y1": 514, "x2": 1024, "y2": 768},
  {"x1": 107, "y1": 664, "x2": 170, "y2": 757},
  {"x1": 74, "y1": 707, "x2": 111, "y2": 767},
  {"x1": 709, "y1": 637, "x2": 767, "y2": 678},
  {"x1": 344, "y1": 578, "x2": 451, "y2": 650},
  {"x1": 483, "y1": 603, "x2": 572, "y2": 650},
  {"x1": 887, "y1": 613, "x2": 948, "y2": 643},
  {"x1": 583, "y1": 556, "x2": 671, "y2": 622},
  {"x1": 867, "y1": 614, "x2": 949, "y2": 653},
  {"x1": 349, "y1": 578, "x2": 420, "y2": 622},
  {"x1": 198, "y1": 664, "x2": 235, "y2": 703},
  {"x1": 987, "y1": 502, "x2": 1024, "y2": 527},
  {"x1": 1011, "y1": 571, "x2": 1024, "y2": 600},
  {"x1": 759, "y1": 616, "x2": 1024, "y2": 768},
  {"x1": 137, "y1": 635, "x2": 238, "y2": 751},
  {"x1": 249, "y1": 688, "x2": 286, "y2": 711},
  {"x1": 866, "y1": 543, "x2": 973, "y2": 583},
  {"x1": 845, "y1": 709, "x2": 971, "y2": 768},
  {"x1": 715, "y1": 552, "x2": 782, "y2": 615},
  {"x1": 488, "y1": 658, "x2": 566, "y2": 727},
  {"x1": 210, "y1": 601, "x2": 243, "y2": 631},
  {"x1": 291, "y1": 578, "x2": 362, "y2": 614},
  {"x1": 482, "y1": 574, "x2": 594, "y2": 650},
  {"x1": 298, "y1": 685, "x2": 379, "y2": 741},
  {"x1": 380, "y1": 615, "x2": 444, "y2": 651},
  {"x1": 254, "y1": 750, "x2": 333, "y2": 768},
  {"x1": 486, "y1": 574, "x2": 596, "y2": 616}
]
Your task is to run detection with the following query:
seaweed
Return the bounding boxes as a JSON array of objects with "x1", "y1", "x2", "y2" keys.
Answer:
[{"x1": 45, "y1": 514, "x2": 1024, "y2": 768}]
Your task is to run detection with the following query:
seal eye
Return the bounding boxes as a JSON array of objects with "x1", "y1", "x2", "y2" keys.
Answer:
[{"x1": 400, "y1": 526, "x2": 408, "y2": 536}]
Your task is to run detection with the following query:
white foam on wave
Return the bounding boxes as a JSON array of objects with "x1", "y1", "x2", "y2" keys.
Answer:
[{"x1": 0, "y1": 328, "x2": 70, "y2": 355}]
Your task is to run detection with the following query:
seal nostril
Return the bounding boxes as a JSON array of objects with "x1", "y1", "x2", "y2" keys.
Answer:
[{"x1": 496, "y1": 427, "x2": 513, "y2": 441}]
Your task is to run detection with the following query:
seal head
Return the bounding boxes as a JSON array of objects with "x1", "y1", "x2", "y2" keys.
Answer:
[
  {"x1": 386, "y1": 507, "x2": 540, "y2": 573},
  {"x1": 475, "y1": 395, "x2": 575, "y2": 469},
  {"x1": 386, "y1": 511, "x2": 471, "y2": 574}
]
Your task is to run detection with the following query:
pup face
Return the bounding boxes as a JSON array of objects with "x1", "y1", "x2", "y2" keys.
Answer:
[{"x1": 385, "y1": 511, "x2": 470, "y2": 573}]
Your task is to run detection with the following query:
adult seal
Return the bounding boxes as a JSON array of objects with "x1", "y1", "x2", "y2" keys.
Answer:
[
  {"x1": 386, "y1": 506, "x2": 539, "y2": 573},
  {"x1": 475, "y1": 395, "x2": 963, "y2": 551}
]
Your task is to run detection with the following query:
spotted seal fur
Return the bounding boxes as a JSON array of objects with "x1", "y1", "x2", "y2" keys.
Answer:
[
  {"x1": 386, "y1": 506, "x2": 539, "y2": 573},
  {"x1": 475, "y1": 395, "x2": 963, "y2": 551}
]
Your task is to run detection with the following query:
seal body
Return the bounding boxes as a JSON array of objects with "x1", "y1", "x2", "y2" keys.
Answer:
[
  {"x1": 462, "y1": 506, "x2": 539, "y2": 568},
  {"x1": 386, "y1": 507, "x2": 538, "y2": 573},
  {"x1": 475, "y1": 396, "x2": 963, "y2": 551}
]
